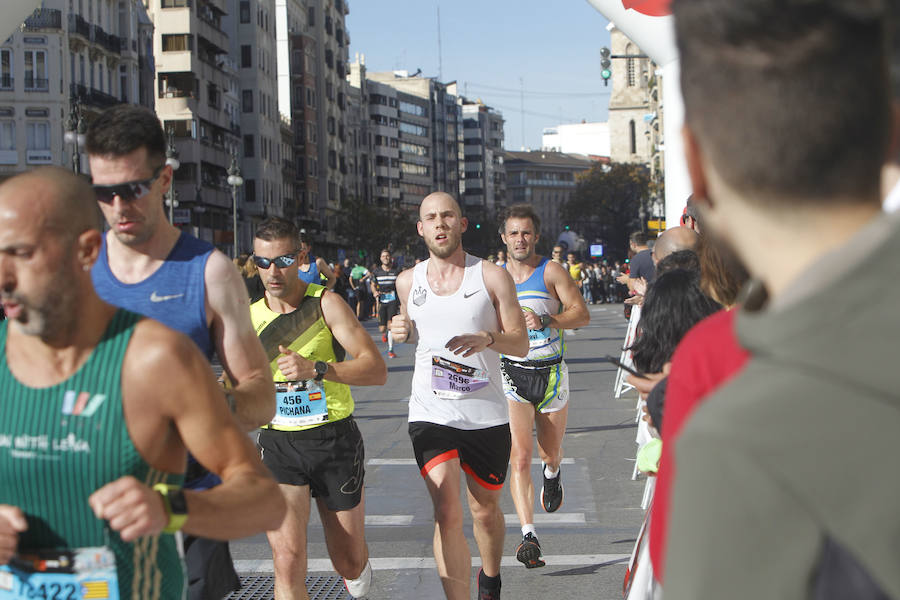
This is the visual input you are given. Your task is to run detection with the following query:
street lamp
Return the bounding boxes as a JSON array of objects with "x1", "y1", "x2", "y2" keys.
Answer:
[
  {"x1": 64, "y1": 96, "x2": 85, "y2": 174},
  {"x1": 226, "y1": 153, "x2": 243, "y2": 258},
  {"x1": 165, "y1": 127, "x2": 180, "y2": 224}
]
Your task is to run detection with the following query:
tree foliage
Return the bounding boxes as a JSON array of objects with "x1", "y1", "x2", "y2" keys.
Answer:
[
  {"x1": 334, "y1": 197, "x2": 419, "y2": 264},
  {"x1": 561, "y1": 162, "x2": 651, "y2": 261}
]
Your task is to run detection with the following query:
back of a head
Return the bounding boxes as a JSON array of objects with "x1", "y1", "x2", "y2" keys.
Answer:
[
  {"x1": 630, "y1": 268, "x2": 722, "y2": 374},
  {"x1": 85, "y1": 104, "x2": 167, "y2": 165},
  {"x1": 673, "y1": 0, "x2": 890, "y2": 205},
  {"x1": 697, "y1": 233, "x2": 751, "y2": 307},
  {"x1": 656, "y1": 249, "x2": 700, "y2": 275},
  {"x1": 630, "y1": 232, "x2": 648, "y2": 247},
  {"x1": 654, "y1": 227, "x2": 699, "y2": 263}
]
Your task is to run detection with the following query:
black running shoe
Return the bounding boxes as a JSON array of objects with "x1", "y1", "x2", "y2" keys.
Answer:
[
  {"x1": 541, "y1": 464, "x2": 564, "y2": 513},
  {"x1": 515, "y1": 533, "x2": 545, "y2": 569},
  {"x1": 478, "y1": 568, "x2": 502, "y2": 599}
]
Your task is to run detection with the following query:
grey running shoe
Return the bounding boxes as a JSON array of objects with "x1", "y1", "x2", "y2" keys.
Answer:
[
  {"x1": 541, "y1": 464, "x2": 564, "y2": 513},
  {"x1": 516, "y1": 532, "x2": 546, "y2": 569}
]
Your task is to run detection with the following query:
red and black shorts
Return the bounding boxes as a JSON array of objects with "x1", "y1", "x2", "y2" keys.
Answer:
[{"x1": 408, "y1": 421, "x2": 511, "y2": 490}]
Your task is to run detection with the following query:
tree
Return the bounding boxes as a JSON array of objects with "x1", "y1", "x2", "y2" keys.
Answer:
[
  {"x1": 561, "y1": 162, "x2": 650, "y2": 262},
  {"x1": 334, "y1": 197, "x2": 418, "y2": 264}
]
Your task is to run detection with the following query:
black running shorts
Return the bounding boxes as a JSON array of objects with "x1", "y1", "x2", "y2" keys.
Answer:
[
  {"x1": 257, "y1": 417, "x2": 365, "y2": 511},
  {"x1": 378, "y1": 299, "x2": 400, "y2": 327},
  {"x1": 408, "y1": 421, "x2": 511, "y2": 490}
]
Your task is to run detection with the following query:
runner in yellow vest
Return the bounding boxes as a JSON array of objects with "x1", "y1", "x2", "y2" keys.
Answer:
[{"x1": 249, "y1": 217, "x2": 387, "y2": 599}]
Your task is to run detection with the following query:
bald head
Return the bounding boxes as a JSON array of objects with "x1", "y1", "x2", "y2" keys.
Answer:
[
  {"x1": 0, "y1": 167, "x2": 102, "y2": 238},
  {"x1": 419, "y1": 192, "x2": 461, "y2": 221},
  {"x1": 653, "y1": 226, "x2": 699, "y2": 265}
]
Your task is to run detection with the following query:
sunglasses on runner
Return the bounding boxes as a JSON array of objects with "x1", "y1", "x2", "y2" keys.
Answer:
[
  {"x1": 253, "y1": 251, "x2": 300, "y2": 269},
  {"x1": 92, "y1": 165, "x2": 165, "y2": 204}
]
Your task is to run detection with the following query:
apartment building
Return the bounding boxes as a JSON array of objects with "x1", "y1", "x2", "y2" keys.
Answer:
[
  {"x1": 150, "y1": 0, "x2": 242, "y2": 249},
  {"x1": 458, "y1": 98, "x2": 505, "y2": 220},
  {"x1": 504, "y1": 150, "x2": 593, "y2": 241},
  {"x1": 0, "y1": 0, "x2": 153, "y2": 177}
]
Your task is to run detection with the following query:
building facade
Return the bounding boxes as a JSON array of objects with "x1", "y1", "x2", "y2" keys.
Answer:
[
  {"x1": 504, "y1": 150, "x2": 593, "y2": 242},
  {"x1": 0, "y1": 0, "x2": 152, "y2": 177},
  {"x1": 607, "y1": 24, "x2": 655, "y2": 166},
  {"x1": 458, "y1": 98, "x2": 505, "y2": 220}
]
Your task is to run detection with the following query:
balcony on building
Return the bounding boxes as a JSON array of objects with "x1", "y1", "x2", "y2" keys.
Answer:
[
  {"x1": 70, "y1": 83, "x2": 120, "y2": 109},
  {"x1": 24, "y1": 8, "x2": 62, "y2": 31}
]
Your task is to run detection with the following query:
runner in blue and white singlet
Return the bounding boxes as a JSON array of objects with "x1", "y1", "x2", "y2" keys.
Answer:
[{"x1": 498, "y1": 204, "x2": 590, "y2": 570}]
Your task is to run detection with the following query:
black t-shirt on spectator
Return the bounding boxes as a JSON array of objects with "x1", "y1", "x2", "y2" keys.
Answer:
[{"x1": 629, "y1": 248, "x2": 656, "y2": 284}]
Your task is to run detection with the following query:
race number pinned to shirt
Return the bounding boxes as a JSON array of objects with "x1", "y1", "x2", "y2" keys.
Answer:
[
  {"x1": 273, "y1": 381, "x2": 329, "y2": 427},
  {"x1": 0, "y1": 546, "x2": 119, "y2": 600},
  {"x1": 431, "y1": 356, "x2": 490, "y2": 399},
  {"x1": 528, "y1": 326, "x2": 550, "y2": 348},
  {"x1": 379, "y1": 291, "x2": 396, "y2": 303}
]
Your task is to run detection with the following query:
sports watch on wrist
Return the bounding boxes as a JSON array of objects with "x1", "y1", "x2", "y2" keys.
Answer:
[
  {"x1": 153, "y1": 483, "x2": 188, "y2": 534},
  {"x1": 313, "y1": 360, "x2": 328, "y2": 382},
  {"x1": 540, "y1": 314, "x2": 552, "y2": 329}
]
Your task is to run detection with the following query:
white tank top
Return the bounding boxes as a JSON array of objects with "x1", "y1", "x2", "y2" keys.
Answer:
[{"x1": 407, "y1": 254, "x2": 508, "y2": 430}]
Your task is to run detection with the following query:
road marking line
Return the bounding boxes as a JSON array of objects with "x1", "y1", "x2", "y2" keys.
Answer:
[
  {"x1": 358, "y1": 513, "x2": 585, "y2": 527},
  {"x1": 368, "y1": 458, "x2": 576, "y2": 466},
  {"x1": 504, "y1": 513, "x2": 585, "y2": 525},
  {"x1": 365, "y1": 515, "x2": 414, "y2": 526},
  {"x1": 235, "y1": 554, "x2": 629, "y2": 573}
]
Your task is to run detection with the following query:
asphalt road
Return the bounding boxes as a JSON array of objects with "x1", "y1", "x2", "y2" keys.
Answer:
[{"x1": 230, "y1": 301, "x2": 647, "y2": 599}]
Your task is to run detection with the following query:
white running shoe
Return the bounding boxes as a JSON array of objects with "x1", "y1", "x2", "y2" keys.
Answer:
[{"x1": 344, "y1": 560, "x2": 373, "y2": 598}]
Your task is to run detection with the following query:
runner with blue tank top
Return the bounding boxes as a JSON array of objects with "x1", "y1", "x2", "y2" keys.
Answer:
[
  {"x1": 0, "y1": 168, "x2": 284, "y2": 600},
  {"x1": 498, "y1": 204, "x2": 590, "y2": 570},
  {"x1": 296, "y1": 236, "x2": 336, "y2": 289},
  {"x1": 85, "y1": 105, "x2": 275, "y2": 600}
]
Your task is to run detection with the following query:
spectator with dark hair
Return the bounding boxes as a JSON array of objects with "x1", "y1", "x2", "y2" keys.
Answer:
[
  {"x1": 655, "y1": 249, "x2": 700, "y2": 276},
  {"x1": 628, "y1": 269, "x2": 721, "y2": 376}
]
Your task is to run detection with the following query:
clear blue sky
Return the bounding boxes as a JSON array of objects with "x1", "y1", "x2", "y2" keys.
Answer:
[{"x1": 347, "y1": 1, "x2": 612, "y2": 151}]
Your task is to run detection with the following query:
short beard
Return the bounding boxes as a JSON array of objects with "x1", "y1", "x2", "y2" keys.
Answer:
[{"x1": 425, "y1": 235, "x2": 460, "y2": 259}]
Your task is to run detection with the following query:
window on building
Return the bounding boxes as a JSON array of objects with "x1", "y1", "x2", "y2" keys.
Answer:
[
  {"x1": 26, "y1": 121, "x2": 50, "y2": 151},
  {"x1": 239, "y1": 0, "x2": 250, "y2": 23},
  {"x1": 629, "y1": 120, "x2": 636, "y2": 154},
  {"x1": 244, "y1": 178, "x2": 255, "y2": 202},
  {"x1": 328, "y1": 150, "x2": 336, "y2": 169},
  {"x1": 308, "y1": 122, "x2": 317, "y2": 144},
  {"x1": 241, "y1": 45, "x2": 251, "y2": 68},
  {"x1": 24, "y1": 50, "x2": 48, "y2": 91},
  {"x1": 327, "y1": 116, "x2": 335, "y2": 135},
  {"x1": 162, "y1": 34, "x2": 192, "y2": 52},
  {"x1": 242, "y1": 89, "x2": 253, "y2": 112},
  {"x1": 308, "y1": 157, "x2": 317, "y2": 176},
  {"x1": 0, "y1": 49, "x2": 11, "y2": 90},
  {"x1": 0, "y1": 121, "x2": 14, "y2": 151},
  {"x1": 399, "y1": 100, "x2": 426, "y2": 117},
  {"x1": 306, "y1": 87, "x2": 315, "y2": 107},
  {"x1": 307, "y1": 6, "x2": 315, "y2": 26},
  {"x1": 398, "y1": 121, "x2": 427, "y2": 137},
  {"x1": 626, "y1": 44, "x2": 636, "y2": 87},
  {"x1": 243, "y1": 134, "x2": 254, "y2": 157}
]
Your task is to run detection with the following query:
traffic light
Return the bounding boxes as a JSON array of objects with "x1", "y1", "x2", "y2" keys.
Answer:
[
  {"x1": 564, "y1": 225, "x2": 570, "y2": 230},
  {"x1": 600, "y1": 47, "x2": 612, "y2": 86},
  {"x1": 475, "y1": 223, "x2": 481, "y2": 229}
]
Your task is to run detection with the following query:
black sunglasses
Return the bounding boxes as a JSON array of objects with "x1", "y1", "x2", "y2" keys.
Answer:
[
  {"x1": 92, "y1": 165, "x2": 164, "y2": 204},
  {"x1": 253, "y1": 251, "x2": 300, "y2": 269}
]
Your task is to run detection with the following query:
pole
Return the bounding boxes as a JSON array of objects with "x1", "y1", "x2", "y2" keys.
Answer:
[{"x1": 232, "y1": 184, "x2": 238, "y2": 259}]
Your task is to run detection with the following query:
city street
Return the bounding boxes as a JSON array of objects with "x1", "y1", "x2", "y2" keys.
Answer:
[{"x1": 229, "y1": 302, "x2": 647, "y2": 599}]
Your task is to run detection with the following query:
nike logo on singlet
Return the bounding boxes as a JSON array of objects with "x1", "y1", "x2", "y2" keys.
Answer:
[
  {"x1": 150, "y1": 291, "x2": 185, "y2": 302},
  {"x1": 463, "y1": 290, "x2": 481, "y2": 298}
]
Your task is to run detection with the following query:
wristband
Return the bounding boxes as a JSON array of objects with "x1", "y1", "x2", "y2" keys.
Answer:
[{"x1": 153, "y1": 483, "x2": 188, "y2": 534}]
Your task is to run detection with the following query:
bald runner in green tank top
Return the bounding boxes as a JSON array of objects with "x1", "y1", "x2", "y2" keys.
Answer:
[{"x1": 0, "y1": 310, "x2": 185, "y2": 600}]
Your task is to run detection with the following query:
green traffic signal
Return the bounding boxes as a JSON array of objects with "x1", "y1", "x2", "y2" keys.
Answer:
[
  {"x1": 601, "y1": 69, "x2": 611, "y2": 80},
  {"x1": 475, "y1": 223, "x2": 481, "y2": 229}
]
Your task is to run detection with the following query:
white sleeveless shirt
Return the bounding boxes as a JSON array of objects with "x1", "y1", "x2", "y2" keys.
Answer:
[{"x1": 406, "y1": 254, "x2": 508, "y2": 430}]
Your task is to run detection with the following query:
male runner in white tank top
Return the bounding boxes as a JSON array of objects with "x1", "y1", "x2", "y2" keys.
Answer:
[{"x1": 389, "y1": 192, "x2": 528, "y2": 600}]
